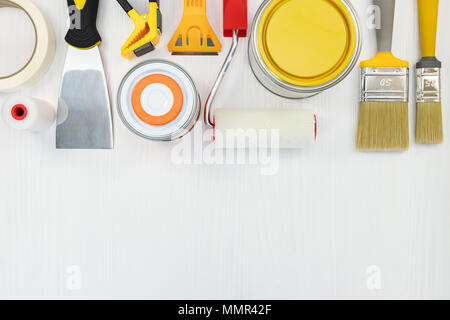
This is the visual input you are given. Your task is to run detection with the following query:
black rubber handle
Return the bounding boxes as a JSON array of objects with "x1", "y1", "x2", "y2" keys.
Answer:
[
  {"x1": 117, "y1": 0, "x2": 133, "y2": 13},
  {"x1": 65, "y1": 0, "x2": 101, "y2": 49},
  {"x1": 117, "y1": 0, "x2": 159, "y2": 13}
]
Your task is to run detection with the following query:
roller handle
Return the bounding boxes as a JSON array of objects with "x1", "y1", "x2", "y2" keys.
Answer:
[
  {"x1": 373, "y1": 0, "x2": 395, "y2": 53},
  {"x1": 65, "y1": 0, "x2": 101, "y2": 49},
  {"x1": 418, "y1": 0, "x2": 439, "y2": 57},
  {"x1": 223, "y1": 0, "x2": 248, "y2": 37}
]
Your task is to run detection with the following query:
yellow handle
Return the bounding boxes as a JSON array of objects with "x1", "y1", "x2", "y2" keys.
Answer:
[
  {"x1": 418, "y1": 0, "x2": 439, "y2": 57},
  {"x1": 74, "y1": 0, "x2": 87, "y2": 10}
]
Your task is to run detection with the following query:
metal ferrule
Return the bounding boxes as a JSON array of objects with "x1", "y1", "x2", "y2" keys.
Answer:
[
  {"x1": 361, "y1": 67, "x2": 409, "y2": 102},
  {"x1": 416, "y1": 67, "x2": 441, "y2": 103}
]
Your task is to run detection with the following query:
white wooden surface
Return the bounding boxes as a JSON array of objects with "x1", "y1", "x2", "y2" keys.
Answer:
[{"x1": 0, "y1": 0, "x2": 449, "y2": 299}]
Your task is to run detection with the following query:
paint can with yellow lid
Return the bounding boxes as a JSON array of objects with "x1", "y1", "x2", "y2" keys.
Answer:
[{"x1": 249, "y1": 0, "x2": 362, "y2": 98}]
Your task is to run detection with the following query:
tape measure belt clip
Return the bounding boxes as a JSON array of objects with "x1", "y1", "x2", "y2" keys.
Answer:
[{"x1": 118, "y1": 0, "x2": 162, "y2": 59}]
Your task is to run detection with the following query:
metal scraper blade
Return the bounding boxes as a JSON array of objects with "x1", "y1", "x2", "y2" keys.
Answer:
[{"x1": 56, "y1": 46, "x2": 113, "y2": 149}]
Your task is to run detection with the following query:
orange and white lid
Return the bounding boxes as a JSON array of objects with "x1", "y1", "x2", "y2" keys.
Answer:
[{"x1": 118, "y1": 60, "x2": 200, "y2": 141}]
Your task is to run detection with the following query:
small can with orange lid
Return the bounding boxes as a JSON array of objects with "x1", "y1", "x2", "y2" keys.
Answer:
[
  {"x1": 118, "y1": 60, "x2": 201, "y2": 141},
  {"x1": 249, "y1": 0, "x2": 362, "y2": 98}
]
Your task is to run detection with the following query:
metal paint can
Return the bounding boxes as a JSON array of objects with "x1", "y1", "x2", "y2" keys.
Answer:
[
  {"x1": 118, "y1": 60, "x2": 201, "y2": 141},
  {"x1": 249, "y1": 0, "x2": 362, "y2": 98}
]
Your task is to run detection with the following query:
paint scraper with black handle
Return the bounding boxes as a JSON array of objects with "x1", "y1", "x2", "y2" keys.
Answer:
[{"x1": 57, "y1": 0, "x2": 113, "y2": 149}]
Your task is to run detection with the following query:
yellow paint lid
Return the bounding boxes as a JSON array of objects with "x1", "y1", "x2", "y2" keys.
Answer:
[{"x1": 257, "y1": 0, "x2": 358, "y2": 87}]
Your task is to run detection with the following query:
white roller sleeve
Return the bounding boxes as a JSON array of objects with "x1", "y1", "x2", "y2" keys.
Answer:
[
  {"x1": 214, "y1": 108, "x2": 317, "y2": 149},
  {"x1": 2, "y1": 95, "x2": 55, "y2": 132}
]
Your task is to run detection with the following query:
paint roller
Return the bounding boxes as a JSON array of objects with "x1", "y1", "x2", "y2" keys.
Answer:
[
  {"x1": 1, "y1": 96, "x2": 55, "y2": 132},
  {"x1": 204, "y1": 0, "x2": 317, "y2": 149}
]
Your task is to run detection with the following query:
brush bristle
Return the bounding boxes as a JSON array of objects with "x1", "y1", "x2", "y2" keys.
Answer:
[
  {"x1": 356, "y1": 101, "x2": 410, "y2": 151},
  {"x1": 416, "y1": 102, "x2": 443, "y2": 144}
]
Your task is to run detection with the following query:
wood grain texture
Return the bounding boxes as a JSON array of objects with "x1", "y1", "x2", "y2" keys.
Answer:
[{"x1": 0, "y1": 0, "x2": 449, "y2": 299}]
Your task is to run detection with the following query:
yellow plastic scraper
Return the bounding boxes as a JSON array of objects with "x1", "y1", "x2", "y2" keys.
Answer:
[
  {"x1": 117, "y1": 0, "x2": 161, "y2": 59},
  {"x1": 168, "y1": 0, "x2": 221, "y2": 55}
]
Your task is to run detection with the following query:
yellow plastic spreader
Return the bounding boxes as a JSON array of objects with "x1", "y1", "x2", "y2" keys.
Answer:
[
  {"x1": 168, "y1": 0, "x2": 221, "y2": 55},
  {"x1": 118, "y1": 0, "x2": 161, "y2": 59}
]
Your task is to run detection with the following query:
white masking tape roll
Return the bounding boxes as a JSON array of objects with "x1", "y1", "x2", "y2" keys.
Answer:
[
  {"x1": 0, "y1": 0, "x2": 55, "y2": 91},
  {"x1": 2, "y1": 95, "x2": 55, "y2": 132}
]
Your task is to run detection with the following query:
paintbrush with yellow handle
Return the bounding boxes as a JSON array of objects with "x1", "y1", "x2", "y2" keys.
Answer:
[
  {"x1": 356, "y1": 0, "x2": 409, "y2": 151},
  {"x1": 416, "y1": 0, "x2": 443, "y2": 144}
]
